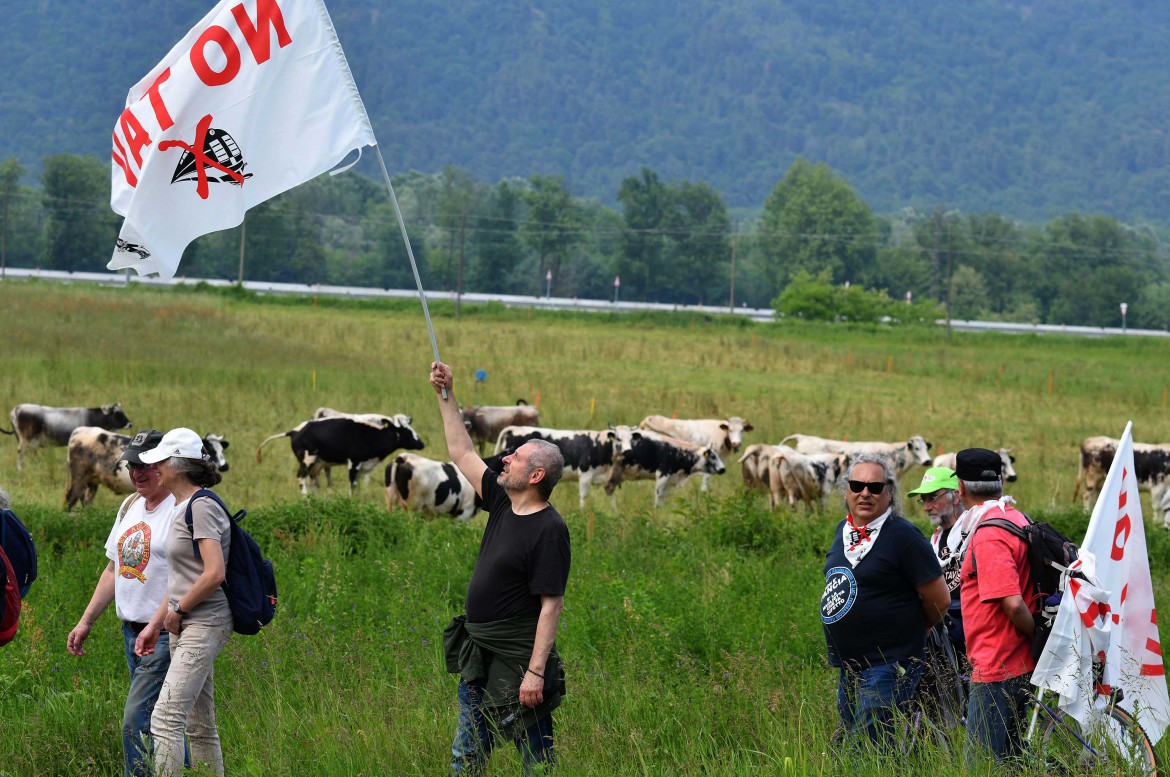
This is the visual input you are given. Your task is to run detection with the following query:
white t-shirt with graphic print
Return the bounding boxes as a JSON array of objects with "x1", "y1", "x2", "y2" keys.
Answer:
[{"x1": 103, "y1": 492, "x2": 177, "y2": 623}]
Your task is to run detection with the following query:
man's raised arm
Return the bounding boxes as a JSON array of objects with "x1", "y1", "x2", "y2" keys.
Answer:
[{"x1": 430, "y1": 361, "x2": 488, "y2": 496}]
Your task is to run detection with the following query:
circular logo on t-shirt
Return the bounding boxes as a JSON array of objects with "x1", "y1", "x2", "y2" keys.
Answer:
[
  {"x1": 118, "y1": 521, "x2": 152, "y2": 583},
  {"x1": 821, "y1": 566, "x2": 857, "y2": 624}
]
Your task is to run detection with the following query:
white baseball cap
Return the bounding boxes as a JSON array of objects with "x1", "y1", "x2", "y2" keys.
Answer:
[{"x1": 138, "y1": 427, "x2": 205, "y2": 464}]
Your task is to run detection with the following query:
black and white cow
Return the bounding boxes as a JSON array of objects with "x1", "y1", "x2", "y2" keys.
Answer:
[
  {"x1": 65, "y1": 427, "x2": 229, "y2": 510},
  {"x1": 609, "y1": 426, "x2": 726, "y2": 507},
  {"x1": 933, "y1": 449, "x2": 1017, "y2": 482},
  {"x1": 311, "y1": 408, "x2": 410, "y2": 488},
  {"x1": 462, "y1": 402, "x2": 540, "y2": 452},
  {"x1": 779, "y1": 434, "x2": 932, "y2": 477},
  {"x1": 494, "y1": 426, "x2": 619, "y2": 509},
  {"x1": 1078, "y1": 436, "x2": 1170, "y2": 526},
  {"x1": 256, "y1": 415, "x2": 425, "y2": 496},
  {"x1": 638, "y1": 415, "x2": 752, "y2": 491},
  {"x1": 1, "y1": 403, "x2": 132, "y2": 470},
  {"x1": 384, "y1": 450, "x2": 509, "y2": 521}
]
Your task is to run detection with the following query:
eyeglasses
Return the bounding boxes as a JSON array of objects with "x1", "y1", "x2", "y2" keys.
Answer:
[
  {"x1": 848, "y1": 480, "x2": 887, "y2": 495},
  {"x1": 127, "y1": 462, "x2": 154, "y2": 471},
  {"x1": 919, "y1": 491, "x2": 949, "y2": 505}
]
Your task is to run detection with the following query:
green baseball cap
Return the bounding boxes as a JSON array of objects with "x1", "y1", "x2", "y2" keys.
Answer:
[{"x1": 907, "y1": 466, "x2": 959, "y2": 496}]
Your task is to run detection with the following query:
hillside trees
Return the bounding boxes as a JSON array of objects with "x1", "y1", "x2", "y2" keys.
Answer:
[
  {"x1": 41, "y1": 154, "x2": 115, "y2": 273},
  {"x1": 1030, "y1": 214, "x2": 1160, "y2": 326},
  {"x1": 0, "y1": 158, "x2": 40, "y2": 274},
  {"x1": 617, "y1": 168, "x2": 731, "y2": 303},
  {"x1": 758, "y1": 159, "x2": 877, "y2": 290},
  {"x1": 5, "y1": 148, "x2": 1170, "y2": 330},
  {"x1": 616, "y1": 168, "x2": 668, "y2": 301},
  {"x1": 520, "y1": 175, "x2": 583, "y2": 298},
  {"x1": 471, "y1": 181, "x2": 524, "y2": 294}
]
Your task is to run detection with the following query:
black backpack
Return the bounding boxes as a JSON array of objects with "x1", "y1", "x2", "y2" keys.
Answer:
[
  {"x1": 184, "y1": 490, "x2": 277, "y2": 635},
  {"x1": 971, "y1": 512, "x2": 1079, "y2": 658},
  {"x1": 0, "y1": 509, "x2": 37, "y2": 599}
]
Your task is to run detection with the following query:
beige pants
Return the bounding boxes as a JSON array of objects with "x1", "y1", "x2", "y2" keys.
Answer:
[{"x1": 151, "y1": 621, "x2": 233, "y2": 776}]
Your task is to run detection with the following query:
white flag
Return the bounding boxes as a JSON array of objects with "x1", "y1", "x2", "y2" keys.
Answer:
[
  {"x1": 108, "y1": 0, "x2": 375, "y2": 279},
  {"x1": 1033, "y1": 421, "x2": 1170, "y2": 743}
]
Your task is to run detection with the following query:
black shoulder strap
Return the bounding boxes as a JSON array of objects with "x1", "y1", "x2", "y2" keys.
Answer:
[
  {"x1": 974, "y1": 516, "x2": 1029, "y2": 540},
  {"x1": 185, "y1": 489, "x2": 230, "y2": 560},
  {"x1": 968, "y1": 515, "x2": 1030, "y2": 580}
]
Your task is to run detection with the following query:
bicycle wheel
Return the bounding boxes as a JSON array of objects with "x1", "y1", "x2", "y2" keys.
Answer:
[{"x1": 1040, "y1": 705, "x2": 1158, "y2": 776}]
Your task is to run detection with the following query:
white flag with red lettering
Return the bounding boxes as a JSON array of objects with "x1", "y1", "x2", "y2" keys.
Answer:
[
  {"x1": 1033, "y1": 421, "x2": 1170, "y2": 744},
  {"x1": 108, "y1": 0, "x2": 375, "y2": 279}
]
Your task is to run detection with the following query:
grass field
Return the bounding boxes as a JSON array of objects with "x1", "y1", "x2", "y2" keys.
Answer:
[{"x1": 1, "y1": 280, "x2": 1169, "y2": 775}]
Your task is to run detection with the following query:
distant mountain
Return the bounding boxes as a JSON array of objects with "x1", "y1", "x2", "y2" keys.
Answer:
[{"x1": 4, "y1": 0, "x2": 1169, "y2": 222}]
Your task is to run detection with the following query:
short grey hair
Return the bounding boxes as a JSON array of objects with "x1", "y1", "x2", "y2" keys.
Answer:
[
  {"x1": 526, "y1": 440, "x2": 564, "y2": 500},
  {"x1": 167, "y1": 455, "x2": 223, "y2": 489},
  {"x1": 837, "y1": 453, "x2": 902, "y2": 516},
  {"x1": 0, "y1": 486, "x2": 9, "y2": 511},
  {"x1": 961, "y1": 478, "x2": 1002, "y2": 498}
]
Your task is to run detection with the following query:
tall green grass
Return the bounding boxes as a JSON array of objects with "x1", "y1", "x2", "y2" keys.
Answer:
[{"x1": 1, "y1": 280, "x2": 1169, "y2": 775}]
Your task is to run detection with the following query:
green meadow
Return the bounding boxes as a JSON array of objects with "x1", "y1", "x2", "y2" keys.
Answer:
[{"x1": 1, "y1": 280, "x2": 1169, "y2": 776}]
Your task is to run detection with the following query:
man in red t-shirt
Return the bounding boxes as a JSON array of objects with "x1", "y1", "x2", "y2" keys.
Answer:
[{"x1": 957, "y1": 447, "x2": 1035, "y2": 764}]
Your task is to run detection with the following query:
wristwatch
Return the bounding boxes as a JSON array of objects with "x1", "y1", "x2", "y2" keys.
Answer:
[{"x1": 171, "y1": 602, "x2": 187, "y2": 616}]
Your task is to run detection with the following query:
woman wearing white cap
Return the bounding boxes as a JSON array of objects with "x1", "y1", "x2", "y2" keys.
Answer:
[{"x1": 133, "y1": 427, "x2": 233, "y2": 777}]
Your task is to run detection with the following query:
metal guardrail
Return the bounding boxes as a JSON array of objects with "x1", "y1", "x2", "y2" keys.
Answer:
[
  {"x1": 0, "y1": 267, "x2": 778, "y2": 322},
  {"x1": 3, "y1": 267, "x2": 1167, "y2": 337}
]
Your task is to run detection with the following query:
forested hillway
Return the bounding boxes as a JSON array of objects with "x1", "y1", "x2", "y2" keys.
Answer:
[{"x1": 3, "y1": 0, "x2": 1170, "y2": 221}]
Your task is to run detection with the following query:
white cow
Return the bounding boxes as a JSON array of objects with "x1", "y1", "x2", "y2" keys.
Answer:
[
  {"x1": 933, "y1": 449, "x2": 1017, "y2": 482},
  {"x1": 738, "y1": 443, "x2": 784, "y2": 492},
  {"x1": 779, "y1": 434, "x2": 932, "y2": 477},
  {"x1": 765, "y1": 447, "x2": 848, "y2": 510}
]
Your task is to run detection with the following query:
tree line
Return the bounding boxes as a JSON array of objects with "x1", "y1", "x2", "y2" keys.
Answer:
[{"x1": 2, "y1": 154, "x2": 1168, "y2": 330}]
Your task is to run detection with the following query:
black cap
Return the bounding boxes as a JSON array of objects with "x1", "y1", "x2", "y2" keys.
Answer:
[
  {"x1": 120, "y1": 429, "x2": 164, "y2": 464},
  {"x1": 955, "y1": 448, "x2": 1003, "y2": 481}
]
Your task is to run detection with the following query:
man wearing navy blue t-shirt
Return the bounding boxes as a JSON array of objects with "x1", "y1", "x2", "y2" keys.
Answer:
[
  {"x1": 821, "y1": 453, "x2": 949, "y2": 748},
  {"x1": 432, "y1": 361, "x2": 571, "y2": 775}
]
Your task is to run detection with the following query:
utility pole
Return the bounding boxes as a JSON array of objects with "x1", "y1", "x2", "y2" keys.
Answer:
[
  {"x1": 728, "y1": 219, "x2": 739, "y2": 313},
  {"x1": 0, "y1": 185, "x2": 8, "y2": 281},
  {"x1": 456, "y1": 208, "x2": 467, "y2": 316},
  {"x1": 930, "y1": 206, "x2": 942, "y2": 303},
  {"x1": 944, "y1": 215, "x2": 954, "y2": 343},
  {"x1": 236, "y1": 216, "x2": 246, "y2": 284}
]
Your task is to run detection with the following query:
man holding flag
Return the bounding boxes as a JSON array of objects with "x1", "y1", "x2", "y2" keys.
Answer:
[{"x1": 1033, "y1": 422, "x2": 1170, "y2": 751}]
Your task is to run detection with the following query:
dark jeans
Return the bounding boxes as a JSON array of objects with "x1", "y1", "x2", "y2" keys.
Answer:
[
  {"x1": 966, "y1": 674, "x2": 1032, "y2": 764},
  {"x1": 121, "y1": 623, "x2": 173, "y2": 777},
  {"x1": 451, "y1": 679, "x2": 555, "y2": 775},
  {"x1": 836, "y1": 657, "x2": 925, "y2": 746}
]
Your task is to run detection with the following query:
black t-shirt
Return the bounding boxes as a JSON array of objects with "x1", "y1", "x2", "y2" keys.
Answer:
[
  {"x1": 821, "y1": 516, "x2": 942, "y2": 668},
  {"x1": 934, "y1": 524, "x2": 963, "y2": 612},
  {"x1": 465, "y1": 470, "x2": 571, "y2": 623}
]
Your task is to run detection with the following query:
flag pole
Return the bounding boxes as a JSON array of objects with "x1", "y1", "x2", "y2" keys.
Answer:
[{"x1": 373, "y1": 145, "x2": 447, "y2": 399}]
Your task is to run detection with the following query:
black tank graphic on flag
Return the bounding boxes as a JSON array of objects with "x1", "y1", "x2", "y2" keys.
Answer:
[{"x1": 170, "y1": 126, "x2": 253, "y2": 186}]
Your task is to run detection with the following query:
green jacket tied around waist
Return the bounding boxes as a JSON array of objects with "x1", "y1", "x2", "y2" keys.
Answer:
[{"x1": 443, "y1": 613, "x2": 566, "y2": 738}]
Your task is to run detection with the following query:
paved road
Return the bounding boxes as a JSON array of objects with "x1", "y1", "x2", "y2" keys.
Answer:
[{"x1": 3, "y1": 267, "x2": 1165, "y2": 338}]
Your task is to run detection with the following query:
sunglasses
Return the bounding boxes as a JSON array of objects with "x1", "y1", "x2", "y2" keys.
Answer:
[{"x1": 847, "y1": 480, "x2": 887, "y2": 495}]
